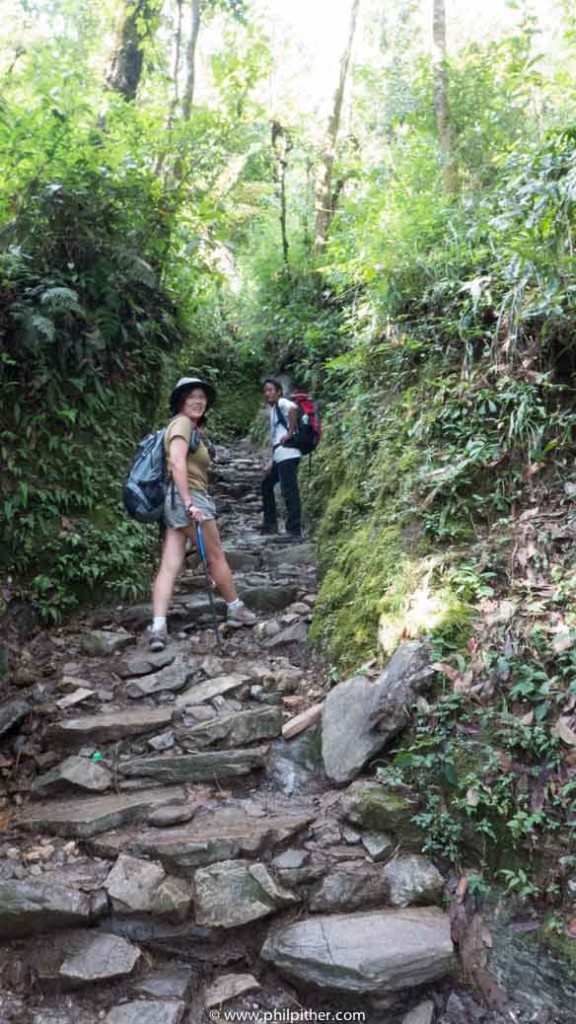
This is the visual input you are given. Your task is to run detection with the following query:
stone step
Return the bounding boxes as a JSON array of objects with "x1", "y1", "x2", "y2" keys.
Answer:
[
  {"x1": 261, "y1": 907, "x2": 456, "y2": 994},
  {"x1": 16, "y1": 786, "x2": 188, "y2": 838},
  {"x1": 116, "y1": 748, "x2": 269, "y2": 788},
  {"x1": 0, "y1": 880, "x2": 93, "y2": 938},
  {"x1": 174, "y1": 671, "x2": 250, "y2": 707},
  {"x1": 176, "y1": 705, "x2": 282, "y2": 751},
  {"x1": 48, "y1": 708, "x2": 175, "y2": 746},
  {"x1": 89, "y1": 800, "x2": 316, "y2": 870}
]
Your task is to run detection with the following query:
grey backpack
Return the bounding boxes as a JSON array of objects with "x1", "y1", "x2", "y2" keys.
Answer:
[{"x1": 122, "y1": 429, "x2": 167, "y2": 523}]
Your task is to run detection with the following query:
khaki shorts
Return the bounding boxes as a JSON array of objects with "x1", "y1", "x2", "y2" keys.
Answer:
[{"x1": 164, "y1": 485, "x2": 217, "y2": 529}]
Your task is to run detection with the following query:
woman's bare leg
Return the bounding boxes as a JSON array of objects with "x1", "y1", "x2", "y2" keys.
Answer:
[
  {"x1": 152, "y1": 527, "x2": 187, "y2": 617},
  {"x1": 194, "y1": 519, "x2": 237, "y2": 604}
]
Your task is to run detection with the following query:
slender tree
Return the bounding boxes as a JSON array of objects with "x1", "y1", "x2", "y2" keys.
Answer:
[
  {"x1": 432, "y1": 0, "x2": 458, "y2": 193},
  {"x1": 271, "y1": 121, "x2": 292, "y2": 267},
  {"x1": 314, "y1": 0, "x2": 360, "y2": 255},
  {"x1": 105, "y1": 0, "x2": 162, "y2": 101},
  {"x1": 182, "y1": 0, "x2": 202, "y2": 120}
]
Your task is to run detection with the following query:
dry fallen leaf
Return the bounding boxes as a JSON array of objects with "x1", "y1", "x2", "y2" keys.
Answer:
[
  {"x1": 431, "y1": 661, "x2": 460, "y2": 682},
  {"x1": 553, "y1": 716, "x2": 576, "y2": 747},
  {"x1": 552, "y1": 631, "x2": 573, "y2": 654},
  {"x1": 565, "y1": 918, "x2": 576, "y2": 940}
]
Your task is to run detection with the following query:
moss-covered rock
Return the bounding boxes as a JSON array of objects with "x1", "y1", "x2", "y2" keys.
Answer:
[{"x1": 340, "y1": 780, "x2": 421, "y2": 847}]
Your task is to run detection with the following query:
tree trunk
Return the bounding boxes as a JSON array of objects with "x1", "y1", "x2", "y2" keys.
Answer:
[
  {"x1": 172, "y1": 0, "x2": 185, "y2": 111},
  {"x1": 314, "y1": 0, "x2": 360, "y2": 255},
  {"x1": 106, "y1": 0, "x2": 161, "y2": 102},
  {"x1": 182, "y1": 0, "x2": 202, "y2": 120},
  {"x1": 432, "y1": 0, "x2": 458, "y2": 193},
  {"x1": 271, "y1": 121, "x2": 292, "y2": 267}
]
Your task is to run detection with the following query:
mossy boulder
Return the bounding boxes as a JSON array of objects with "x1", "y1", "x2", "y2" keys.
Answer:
[{"x1": 340, "y1": 780, "x2": 421, "y2": 847}]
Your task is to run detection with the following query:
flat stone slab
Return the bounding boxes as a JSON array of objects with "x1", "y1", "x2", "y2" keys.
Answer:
[
  {"x1": 261, "y1": 907, "x2": 455, "y2": 993},
  {"x1": 263, "y1": 622, "x2": 308, "y2": 648},
  {"x1": 49, "y1": 709, "x2": 174, "y2": 746},
  {"x1": 59, "y1": 932, "x2": 141, "y2": 984},
  {"x1": 117, "y1": 650, "x2": 176, "y2": 678},
  {"x1": 125, "y1": 655, "x2": 196, "y2": 698},
  {"x1": 90, "y1": 802, "x2": 315, "y2": 870},
  {"x1": 178, "y1": 706, "x2": 282, "y2": 749},
  {"x1": 134, "y1": 965, "x2": 193, "y2": 1000},
  {"x1": 32, "y1": 756, "x2": 112, "y2": 798},
  {"x1": 175, "y1": 673, "x2": 250, "y2": 707},
  {"x1": 261, "y1": 543, "x2": 314, "y2": 568},
  {"x1": 17, "y1": 787, "x2": 187, "y2": 838},
  {"x1": 204, "y1": 973, "x2": 261, "y2": 1007},
  {"x1": 81, "y1": 631, "x2": 134, "y2": 656},
  {"x1": 194, "y1": 859, "x2": 298, "y2": 928},
  {"x1": 105, "y1": 1001, "x2": 186, "y2": 1024},
  {"x1": 0, "y1": 700, "x2": 31, "y2": 738},
  {"x1": 0, "y1": 881, "x2": 91, "y2": 938},
  {"x1": 117, "y1": 748, "x2": 268, "y2": 787}
]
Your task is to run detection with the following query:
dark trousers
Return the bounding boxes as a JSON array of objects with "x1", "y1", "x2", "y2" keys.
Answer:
[{"x1": 262, "y1": 458, "x2": 301, "y2": 535}]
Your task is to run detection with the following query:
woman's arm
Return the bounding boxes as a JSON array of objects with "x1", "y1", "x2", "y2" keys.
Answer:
[{"x1": 169, "y1": 437, "x2": 204, "y2": 521}]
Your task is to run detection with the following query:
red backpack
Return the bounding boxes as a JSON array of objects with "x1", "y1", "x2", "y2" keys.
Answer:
[{"x1": 277, "y1": 392, "x2": 322, "y2": 455}]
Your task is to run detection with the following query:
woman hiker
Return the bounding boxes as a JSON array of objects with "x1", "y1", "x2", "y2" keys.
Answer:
[{"x1": 148, "y1": 376, "x2": 256, "y2": 651}]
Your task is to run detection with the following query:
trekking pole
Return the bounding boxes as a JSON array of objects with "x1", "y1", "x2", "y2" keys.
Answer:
[{"x1": 195, "y1": 522, "x2": 223, "y2": 654}]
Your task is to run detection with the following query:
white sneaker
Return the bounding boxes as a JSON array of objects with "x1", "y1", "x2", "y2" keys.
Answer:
[
  {"x1": 227, "y1": 602, "x2": 256, "y2": 627},
  {"x1": 148, "y1": 625, "x2": 168, "y2": 651}
]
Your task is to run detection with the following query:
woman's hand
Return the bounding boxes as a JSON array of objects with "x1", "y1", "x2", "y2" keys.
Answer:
[{"x1": 186, "y1": 503, "x2": 205, "y2": 522}]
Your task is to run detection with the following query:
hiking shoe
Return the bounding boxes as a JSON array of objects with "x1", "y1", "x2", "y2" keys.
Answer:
[
  {"x1": 148, "y1": 625, "x2": 168, "y2": 651},
  {"x1": 227, "y1": 602, "x2": 256, "y2": 626}
]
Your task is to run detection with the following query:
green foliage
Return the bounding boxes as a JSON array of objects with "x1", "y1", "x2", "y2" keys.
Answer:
[
  {"x1": 377, "y1": 693, "x2": 571, "y2": 880},
  {"x1": 0, "y1": 0, "x2": 273, "y2": 620}
]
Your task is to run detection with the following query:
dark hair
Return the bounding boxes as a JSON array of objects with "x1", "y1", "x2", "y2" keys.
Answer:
[{"x1": 263, "y1": 377, "x2": 283, "y2": 395}]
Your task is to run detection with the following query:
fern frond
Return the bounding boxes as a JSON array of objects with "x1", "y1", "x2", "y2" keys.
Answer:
[
  {"x1": 40, "y1": 287, "x2": 83, "y2": 314},
  {"x1": 27, "y1": 314, "x2": 56, "y2": 342},
  {"x1": 117, "y1": 252, "x2": 157, "y2": 289}
]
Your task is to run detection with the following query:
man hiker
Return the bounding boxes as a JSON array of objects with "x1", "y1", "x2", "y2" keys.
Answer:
[{"x1": 261, "y1": 377, "x2": 302, "y2": 539}]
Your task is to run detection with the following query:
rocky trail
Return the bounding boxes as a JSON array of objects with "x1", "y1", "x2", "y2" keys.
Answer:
[{"x1": 0, "y1": 444, "x2": 566, "y2": 1024}]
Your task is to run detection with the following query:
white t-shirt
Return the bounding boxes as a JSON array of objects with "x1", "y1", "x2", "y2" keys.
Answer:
[{"x1": 270, "y1": 397, "x2": 301, "y2": 464}]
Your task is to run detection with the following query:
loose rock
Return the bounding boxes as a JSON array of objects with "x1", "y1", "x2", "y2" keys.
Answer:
[
  {"x1": 32, "y1": 756, "x2": 112, "y2": 798},
  {"x1": 204, "y1": 973, "x2": 261, "y2": 1007},
  {"x1": 382, "y1": 855, "x2": 444, "y2": 907},
  {"x1": 81, "y1": 631, "x2": 134, "y2": 656},
  {"x1": 105, "y1": 1001, "x2": 185, "y2": 1024},
  {"x1": 194, "y1": 858, "x2": 298, "y2": 928},
  {"x1": 322, "y1": 641, "x2": 433, "y2": 784},
  {"x1": 105, "y1": 853, "x2": 193, "y2": 920},
  {"x1": 0, "y1": 700, "x2": 31, "y2": 739},
  {"x1": 59, "y1": 932, "x2": 141, "y2": 984}
]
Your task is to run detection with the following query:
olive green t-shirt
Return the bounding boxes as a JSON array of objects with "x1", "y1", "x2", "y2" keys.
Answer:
[{"x1": 164, "y1": 415, "x2": 211, "y2": 492}]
